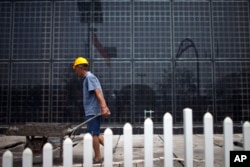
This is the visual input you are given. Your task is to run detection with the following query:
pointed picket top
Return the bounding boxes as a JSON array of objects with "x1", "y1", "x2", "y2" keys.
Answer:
[
  {"x1": 144, "y1": 117, "x2": 153, "y2": 126},
  {"x1": 243, "y1": 121, "x2": 250, "y2": 128},
  {"x1": 84, "y1": 133, "x2": 92, "y2": 140},
  {"x1": 23, "y1": 147, "x2": 32, "y2": 155},
  {"x1": 104, "y1": 127, "x2": 113, "y2": 135},
  {"x1": 64, "y1": 137, "x2": 73, "y2": 145},
  {"x1": 164, "y1": 112, "x2": 172, "y2": 121},
  {"x1": 43, "y1": 143, "x2": 53, "y2": 150},
  {"x1": 204, "y1": 112, "x2": 212, "y2": 119},
  {"x1": 224, "y1": 117, "x2": 233, "y2": 124},
  {"x1": 3, "y1": 150, "x2": 13, "y2": 158},
  {"x1": 124, "y1": 122, "x2": 132, "y2": 131},
  {"x1": 183, "y1": 107, "x2": 192, "y2": 114}
]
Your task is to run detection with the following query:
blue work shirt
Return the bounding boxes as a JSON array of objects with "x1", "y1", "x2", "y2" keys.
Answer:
[{"x1": 82, "y1": 71, "x2": 103, "y2": 116}]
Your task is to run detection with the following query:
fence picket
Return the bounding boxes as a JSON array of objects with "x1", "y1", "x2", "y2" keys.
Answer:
[
  {"x1": 204, "y1": 112, "x2": 214, "y2": 167},
  {"x1": 144, "y1": 118, "x2": 153, "y2": 167},
  {"x1": 22, "y1": 148, "x2": 32, "y2": 167},
  {"x1": 164, "y1": 112, "x2": 173, "y2": 167},
  {"x1": 223, "y1": 117, "x2": 233, "y2": 167},
  {"x1": 63, "y1": 137, "x2": 73, "y2": 167},
  {"x1": 43, "y1": 143, "x2": 53, "y2": 167},
  {"x1": 123, "y1": 123, "x2": 133, "y2": 167},
  {"x1": 104, "y1": 128, "x2": 113, "y2": 166},
  {"x1": 243, "y1": 121, "x2": 250, "y2": 150},
  {"x1": 84, "y1": 133, "x2": 93, "y2": 166},
  {"x1": 183, "y1": 108, "x2": 193, "y2": 167},
  {"x1": 2, "y1": 109, "x2": 249, "y2": 167},
  {"x1": 2, "y1": 150, "x2": 13, "y2": 167}
]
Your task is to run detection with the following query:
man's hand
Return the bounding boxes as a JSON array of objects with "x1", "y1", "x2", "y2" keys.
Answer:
[{"x1": 101, "y1": 106, "x2": 111, "y2": 117}]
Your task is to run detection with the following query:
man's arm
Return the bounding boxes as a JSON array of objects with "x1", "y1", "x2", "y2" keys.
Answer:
[{"x1": 94, "y1": 89, "x2": 110, "y2": 117}]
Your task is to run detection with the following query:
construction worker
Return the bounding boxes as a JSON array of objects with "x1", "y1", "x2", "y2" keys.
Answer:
[{"x1": 73, "y1": 57, "x2": 110, "y2": 163}]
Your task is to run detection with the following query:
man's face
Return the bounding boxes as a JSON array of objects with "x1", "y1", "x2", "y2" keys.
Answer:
[{"x1": 74, "y1": 66, "x2": 82, "y2": 77}]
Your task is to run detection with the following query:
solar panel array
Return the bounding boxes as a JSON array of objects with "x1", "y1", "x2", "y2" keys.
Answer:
[{"x1": 0, "y1": 0, "x2": 249, "y2": 124}]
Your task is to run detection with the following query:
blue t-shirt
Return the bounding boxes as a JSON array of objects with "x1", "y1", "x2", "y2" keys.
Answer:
[{"x1": 83, "y1": 71, "x2": 103, "y2": 116}]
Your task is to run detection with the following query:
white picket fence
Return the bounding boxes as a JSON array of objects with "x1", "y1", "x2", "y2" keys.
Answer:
[{"x1": 2, "y1": 108, "x2": 250, "y2": 167}]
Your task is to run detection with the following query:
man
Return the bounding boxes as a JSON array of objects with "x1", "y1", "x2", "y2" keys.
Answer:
[{"x1": 73, "y1": 57, "x2": 110, "y2": 163}]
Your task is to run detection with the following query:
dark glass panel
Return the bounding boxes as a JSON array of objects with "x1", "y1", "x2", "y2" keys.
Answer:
[
  {"x1": 215, "y1": 61, "x2": 250, "y2": 123},
  {"x1": 12, "y1": 2, "x2": 52, "y2": 60},
  {"x1": 10, "y1": 62, "x2": 50, "y2": 123}
]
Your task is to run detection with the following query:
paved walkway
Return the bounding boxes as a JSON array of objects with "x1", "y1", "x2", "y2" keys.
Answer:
[{"x1": 0, "y1": 134, "x2": 244, "y2": 167}]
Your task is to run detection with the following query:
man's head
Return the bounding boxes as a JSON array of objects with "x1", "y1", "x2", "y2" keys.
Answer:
[{"x1": 73, "y1": 57, "x2": 89, "y2": 77}]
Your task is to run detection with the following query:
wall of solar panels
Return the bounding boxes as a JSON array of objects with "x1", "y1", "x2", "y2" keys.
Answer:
[{"x1": 0, "y1": 0, "x2": 249, "y2": 125}]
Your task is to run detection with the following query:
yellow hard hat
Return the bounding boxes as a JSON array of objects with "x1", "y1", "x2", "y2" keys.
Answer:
[{"x1": 73, "y1": 57, "x2": 89, "y2": 69}]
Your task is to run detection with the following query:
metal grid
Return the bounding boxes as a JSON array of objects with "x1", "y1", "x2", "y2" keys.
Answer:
[
  {"x1": 92, "y1": 1, "x2": 131, "y2": 60},
  {"x1": 175, "y1": 61, "x2": 213, "y2": 123},
  {"x1": 93, "y1": 61, "x2": 132, "y2": 123},
  {"x1": 12, "y1": 2, "x2": 52, "y2": 60},
  {"x1": 0, "y1": 2, "x2": 11, "y2": 60},
  {"x1": 52, "y1": 62, "x2": 83, "y2": 122},
  {"x1": 133, "y1": 61, "x2": 172, "y2": 123},
  {"x1": 173, "y1": 1, "x2": 211, "y2": 59},
  {"x1": 54, "y1": 1, "x2": 88, "y2": 60},
  {"x1": 0, "y1": 63, "x2": 9, "y2": 124},
  {"x1": 0, "y1": 0, "x2": 250, "y2": 125},
  {"x1": 134, "y1": 1, "x2": 171, "y2": 59},
  {"x1": 215, "y1": 61, "x2": 250, "y2": 123},
  {"x1": 213, "y1": 1, "x2": 250, "y2": 59},
  {"x1": 10, "y1": 62, "x2": 50, "y2": 123}
]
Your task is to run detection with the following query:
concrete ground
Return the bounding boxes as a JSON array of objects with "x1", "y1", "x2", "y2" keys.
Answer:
[{"x1": 0, "y1": 134, "x2": 244, "y2": 167}]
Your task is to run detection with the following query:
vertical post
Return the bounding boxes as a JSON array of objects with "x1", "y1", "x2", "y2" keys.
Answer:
[
  {"x1": 144, "y1": 118, "x2": 153, "y2": 167},
  {"x1": 84, "y1": 133, "x2": 93, "y2": 166},
  {"x1": 2, "y1": 150, "x2": 13, "y2": 167},
  {"x1": 183, "y1": 108, "x2": 193, "y2": 167},
  {"x1": 164, "y1": 112, "x2": 173, "y2": 167},
  {"x1": 43, "y1": 143, "x2": 53, "y2": 167},
  {"x1": 104, "y1": 128, "x2": 113, "y2": 166},
  {"x1": 243, "y1": 121, "x2": 250, "y2": 150},
  {"x1": 204, "y1": 112, "x2": 214, "y2": 167},
  {"x1": 22, "y1": 148, "x2": 33, "y2": 167},
  {"x1": 123, "y1": 123, "x2": 133, "y2": 167},
  {"x1": 223, "y1": 117, "x2": 233, "y2": 167},
  {"x1": 63, "y1": 137, "x2": 73, "y2": 167}
]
